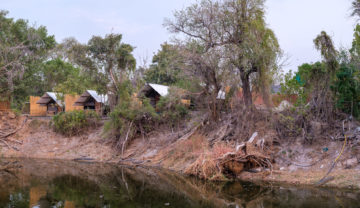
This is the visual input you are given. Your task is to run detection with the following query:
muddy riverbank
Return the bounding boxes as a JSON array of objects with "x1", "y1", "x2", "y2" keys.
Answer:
[{"x1": 0, "y1": 113, "x2": 359, "y2": 190}]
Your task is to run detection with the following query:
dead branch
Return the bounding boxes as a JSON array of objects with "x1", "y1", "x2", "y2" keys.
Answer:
[
  {"x1": 122, "y1": 121, "x2": 134, "y2": 157},
  {"x1": 0, "y1": 116, "x2": 27, "y2": 141}
]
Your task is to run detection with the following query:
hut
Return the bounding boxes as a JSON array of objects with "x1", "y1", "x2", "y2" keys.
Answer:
[
  {"x1": 73, "y1": 90, "x2": 108, "y2": 115},
  {"x1": 36, "y1": 92, "x2": 63, "y2": 116},
  {"x1": 138, "y1": 83, "x2": 169, "y2": 107}
]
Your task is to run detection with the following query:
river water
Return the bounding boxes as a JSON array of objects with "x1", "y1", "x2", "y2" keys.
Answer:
[{"x1": 0, "y1": 158, "x2": 359, "y2": 208}]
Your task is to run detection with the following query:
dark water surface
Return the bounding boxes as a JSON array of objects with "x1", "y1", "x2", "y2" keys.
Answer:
[{"x1": 0, "y1": 158, "x2": 359, "y2": 208}]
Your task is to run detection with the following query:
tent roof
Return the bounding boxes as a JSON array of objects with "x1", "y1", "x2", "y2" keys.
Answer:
[
  {"x1": 148, "y1": 83, "x2": 169, "y2": 97},
  {"x1": 86, "y1": 90, "x2": 108, "y2": 103},
  {"x1": 74, "y1": 90, "x2": 108, "y2": 106},
  {"x1": 36, "y1": 92, "x2": 63, "y2": 107}
]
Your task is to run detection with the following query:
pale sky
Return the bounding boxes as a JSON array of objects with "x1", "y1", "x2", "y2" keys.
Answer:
[{"x1": 1, "y1": 0, "x2": 358, "y2": 72}]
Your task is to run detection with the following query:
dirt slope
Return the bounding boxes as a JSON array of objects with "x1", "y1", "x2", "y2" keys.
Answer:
[
  {"x1": 0, "y1": 112, "x2": 359, "y2": 190},
  {"x1": 0, "y1": 113, "x2": 117, "y2": 161}
]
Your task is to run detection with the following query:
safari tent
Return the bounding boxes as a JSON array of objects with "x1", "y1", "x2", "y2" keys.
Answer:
[
  {"x1": 36, "y1": 92, "x2": 63, "y2": 116},
  {"x1": 73, "y1": 90, "x2": 108, "y2": 115},
  {"x1": 138, "y1": 83, "x2": 169, "y2": 107}
]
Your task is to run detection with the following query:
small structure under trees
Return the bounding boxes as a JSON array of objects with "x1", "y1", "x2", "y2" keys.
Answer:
[
  {"x1": 73, "y1": 90, "x2": 108, "y2": 115},
  {"x1": 36, "y1": 92, "x2": 64, "y2": 116},
  {"x1": 138, "y1": 83, "x2": 169, "y2": 107}
]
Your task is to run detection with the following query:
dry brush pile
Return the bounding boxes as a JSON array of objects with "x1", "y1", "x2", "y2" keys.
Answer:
[{"x1": 185, "y1": 136, "x2": 273, "y2": 180}]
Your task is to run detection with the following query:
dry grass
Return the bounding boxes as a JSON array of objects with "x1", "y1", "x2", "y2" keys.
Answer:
[
  {"x1": 158, "y1": 134, "x2": 209, "y2": 169},
  {"x1": 184, "y1": 142, "x2": 234, "y2": 181}
]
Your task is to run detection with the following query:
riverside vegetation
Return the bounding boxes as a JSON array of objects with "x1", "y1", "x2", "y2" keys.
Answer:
[{"x1": 1, "y1": 0, "x2": 360, "y2": 186}]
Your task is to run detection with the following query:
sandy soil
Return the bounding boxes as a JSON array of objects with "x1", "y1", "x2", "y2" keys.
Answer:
[
  {"x1": 0, "y1": 113, "x2": 118, "y2": 162},
  {"x1": 0, "y1": 113, "x2": 359, "y2": 190}
]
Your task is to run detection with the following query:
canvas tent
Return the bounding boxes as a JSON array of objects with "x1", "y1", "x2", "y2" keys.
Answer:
[
  {"x1": 73, "y1": 90, "x2": 108, "y2": 115},
  {"x1": 138, "y1": 83, "x2": 169, "y2": 107},
  {"x1": 36, "y1": 92, "x2": 63, "y2": 115}
]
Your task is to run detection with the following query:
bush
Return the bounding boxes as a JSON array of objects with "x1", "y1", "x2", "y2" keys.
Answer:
[
  {"x1": 332, "y1": 64, "x2": 360, "y2": 118},
  {"x1": 156, "y1": 87, "x2": 189, "y2": 127},
  {"x1": 104, "y1": 97, "x2": 159, "y2": 139},
  {"x1": 52, "y1": 110, "x2": 100, "y2": 136},
  {"x1": 104, "y1": 86, "x2": 190, "y2": 152}
]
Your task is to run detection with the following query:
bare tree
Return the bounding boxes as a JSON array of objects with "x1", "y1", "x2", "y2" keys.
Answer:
[{"x1": 165, "y1": 0, "x2": 281, "y2": 109}]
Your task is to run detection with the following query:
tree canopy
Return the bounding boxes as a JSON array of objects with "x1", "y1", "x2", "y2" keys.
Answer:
[
  {"x1": 0, "y1": 10, "x2": 55, "y2": 104},
  {"x1": 165, "y1": 0, "x2": 281, "y2": 109}
]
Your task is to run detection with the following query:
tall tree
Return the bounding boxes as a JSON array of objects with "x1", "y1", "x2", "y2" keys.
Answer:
[
  {"x1": 58, "y1": 34, "x2": 136, "y2": 107},
  {"x1": 144, "y1": 43, "x2": 184, "y2": 85},
  {"x1": 309, "y1": 31, "x2": 339, "y2": 119},
  {"x1": 87, "y1": 34, "x2": 136, "y2": 95},
  {"x1": 0, "y1": 10, "x2": 55, "y2": 105},
  {"x1": 165, "y1": 0, "x2": 280, "y2": 109}
]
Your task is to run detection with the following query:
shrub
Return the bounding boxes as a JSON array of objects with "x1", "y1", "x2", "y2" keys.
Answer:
[
  {"x1": 156, "y1": 87, "x2": 189, "y2": 128},
  {"x1": 104, "y1": 97, "x2": 159, "y2": 139},
  {"x1": 332, "y1": 64, "x2": 360, "y2": 118},
  {"x1": 52, "y1": 110, "x2": 100, "y2": 136}
]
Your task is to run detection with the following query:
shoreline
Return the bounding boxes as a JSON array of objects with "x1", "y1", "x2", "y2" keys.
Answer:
[
  {"x1": 1, "y1": 154, "x2": 359, "y2": 191},
  {"x1": 1, "y1": 115, "x2": 359, "y2": 191}
]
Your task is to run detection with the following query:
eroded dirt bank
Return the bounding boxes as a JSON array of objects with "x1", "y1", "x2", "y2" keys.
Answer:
[{"x1": 0, "y1": 112, "x2": 359, "y2": 190}]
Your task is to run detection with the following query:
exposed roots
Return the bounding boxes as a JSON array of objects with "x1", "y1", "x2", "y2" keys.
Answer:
[{"x1": 185, "y1": 142, "x2": 273, "y2": 180}]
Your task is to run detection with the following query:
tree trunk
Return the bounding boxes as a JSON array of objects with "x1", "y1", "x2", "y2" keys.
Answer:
[{"x1": 241, "y1": 74, "x2": 253, "y2": 108}]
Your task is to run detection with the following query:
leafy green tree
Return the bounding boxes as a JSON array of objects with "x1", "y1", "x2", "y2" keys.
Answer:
[
  {"x1": 332, "y1": 64, "x2": 360, "y2": 117},
  {"x1": 0, "y1": 10, "x2": 55, "y2": 106},
  {"x1": 349, "y1": 24, "x2": 360, "y2": 70},
  {"x1": 87, "y1": 34, "x2": 136, "y2": 95},
  {"x1": 281, "y1": 62, "x2": 325, "y2": 107},
  {"x1": 41, "y1": 58, "x2": 83, "y2": 92},
  {"x1": 144, "y1": 43, "x2": 183, "y2": 85},
  {"x1": 61, "y1": 34, "x2": 136, "y2": 108}
]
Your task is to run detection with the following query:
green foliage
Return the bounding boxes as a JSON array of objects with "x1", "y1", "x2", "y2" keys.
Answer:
[
  {"x1": 104, "y1": 82, "x2": 159, "y2": 140},
  {"x1": 350, "y1": 25, "x2": 360, "y2": 57},
  {"x1": 104, "y1": 85, "x2": 189, "y2": 145},
  {"x1": 281, "y1": 62, "x2": 331, "y2": 107},
  {"x1": 52, "y1": 110, "x2": 100, "y2": 136},
  {"x1": 314, "y1": 31, "x2": 338, "y2": 73},
  {"x1": 56, "y1": 33, "x2": 137, "y2": 108},
  {"x1": 332, "y1": 64, "x2": 360, "y2": 117},
  {"x1": 156, "y1": 87, "x2": 189, "y2": 126},
  {"x1": 106, "y1": 98, "x2": 158, "y2": 137},
  {"x1": 85, "y1": 33, "x2": 136, "y2": 97},
  {"x1": 41, "y1": 58, "x2": 91, "y2": 96},
  {"x1": 0, "y1": 10, "x2": 56, "y2": 108},
  {"x1": 144, "y1": 43, "x2": 183, "y2": 85}
]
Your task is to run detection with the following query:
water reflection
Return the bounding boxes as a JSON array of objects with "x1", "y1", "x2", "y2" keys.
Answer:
[{"x1": 0, "y1": 158, "x2": 359, "y2": 208}]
